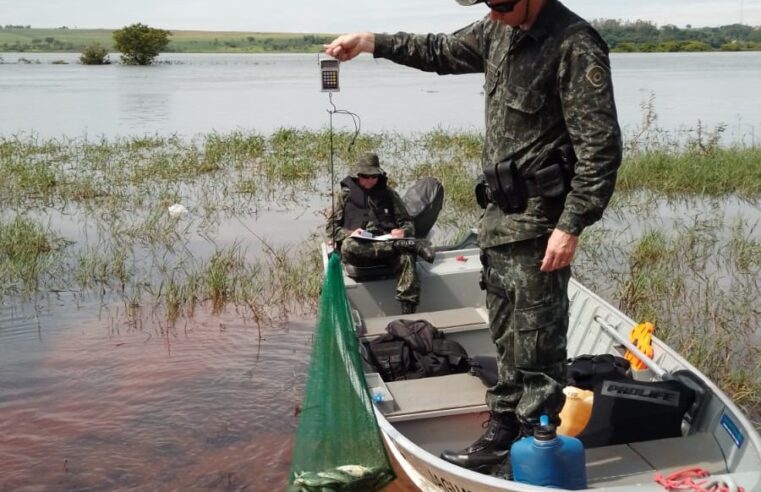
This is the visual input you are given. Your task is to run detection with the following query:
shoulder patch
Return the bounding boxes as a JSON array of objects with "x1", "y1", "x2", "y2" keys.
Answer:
[{"x1": 585, "y1": 65, "x2": 607, "y2": 88}]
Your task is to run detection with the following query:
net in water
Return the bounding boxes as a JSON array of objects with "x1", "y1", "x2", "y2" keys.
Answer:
[{"x1": 289, "y1": 254, "x2": 395, "y2": 491}]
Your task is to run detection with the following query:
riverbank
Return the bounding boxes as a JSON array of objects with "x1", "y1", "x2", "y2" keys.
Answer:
[
  {"x1": 1, "y1": 129, "x2": 760, "y2": 426},
  {"x1": 2, "y1": 26, "x2": 760, "y2": 54},
  {"x1": 0, "y1": 27, "x2": 333, "y2": 53}
]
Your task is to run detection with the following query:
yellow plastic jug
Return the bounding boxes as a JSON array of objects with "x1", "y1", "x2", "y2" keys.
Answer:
[{"x1": 558, "y1": 386, "x2": 594, "y2": 437}]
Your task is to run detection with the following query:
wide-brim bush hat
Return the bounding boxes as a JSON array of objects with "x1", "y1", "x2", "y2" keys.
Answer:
[{"x1": 354, "y1": 152, "x2": 385, "y2": 176}]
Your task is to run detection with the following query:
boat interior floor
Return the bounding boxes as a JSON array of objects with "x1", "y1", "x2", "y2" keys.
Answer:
[
  {"x1": 359, "y1": 306, "x2": 733, "y2": 488},
  {"x1": 378, "y1": 371, "x2": 728, "y2": 488}
]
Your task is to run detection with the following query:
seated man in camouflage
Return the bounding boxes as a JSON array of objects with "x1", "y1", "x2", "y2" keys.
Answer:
[{"x1": 326, "y1": 152, "x2": 435, "y2": 314}]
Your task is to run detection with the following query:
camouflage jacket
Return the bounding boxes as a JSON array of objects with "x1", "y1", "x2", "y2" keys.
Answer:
[
  {"x1": 374, "y1": 0, "x2": 622, "y2": 247},
  {"x1": 325, "y1": 180, "x2": 415, "y2": 244}
]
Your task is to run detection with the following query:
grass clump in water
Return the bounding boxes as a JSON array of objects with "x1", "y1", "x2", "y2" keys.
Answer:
[
  {"x1": 421, "y1": 128, "x2": 483, "y2": 161},
  {"x1": 618, "y1": 147, "x2": 761, "y2": 198},
  {"x1": 203, "y1": 131, "x2": 266, "y2": 169},
  {"x1": 582, "y1": 212, "x2": 761, "y2": 423},
  {"x1": 0, "y1": 216, "x2": 64, "y2": 295}
]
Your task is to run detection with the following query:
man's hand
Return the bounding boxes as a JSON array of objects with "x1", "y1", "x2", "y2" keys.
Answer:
[
  {"x1": 323, "y1": 33, "x2": 375, "y2": 62},
  {"x1": 541, "y1": 229, "x2": 579, "y2": 272},
  {"x1": 390, "y1": 228, "x2": 405, "y2": 239},
  {"x1": 351, "y1": 228, "x2": 365, "y2": 237}
]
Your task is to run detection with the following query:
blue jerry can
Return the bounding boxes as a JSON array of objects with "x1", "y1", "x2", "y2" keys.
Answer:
[{"x1": 511, "y1": 415, "x2": 587, "y2": 490}]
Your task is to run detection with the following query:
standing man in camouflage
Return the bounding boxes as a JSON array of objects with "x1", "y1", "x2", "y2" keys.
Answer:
[
  {"x1": 325, "y1": 0, "x2": 622, "y2": 475},
  {"x1": 327, "y1": 153, "x2": 435, "y2": 315}
]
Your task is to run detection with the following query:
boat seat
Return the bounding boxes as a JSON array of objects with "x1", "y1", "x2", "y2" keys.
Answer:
[
  {"x1": 359, "y1": 307, "x2": 488, "y2": 340},
  {"x1": 383, "y1": 372, "x2": 489, "y2": 422},
  {"x1": 586, "y1": 432, "x2": 727, "y2": 487}
]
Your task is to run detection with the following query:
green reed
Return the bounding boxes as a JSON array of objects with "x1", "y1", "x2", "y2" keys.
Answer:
[
  {"x1": 0, "y1": 215, "x2": 65, "y2": 295},
  {"x1": 421, "y1": 128, "x2": 483, "y2": 161},
  {"x1": 618, "y1": 147, "x2": 761, "y2": 198},
  {"x1": 576, "y1": 206, "x2": 761, "y2": 422}
]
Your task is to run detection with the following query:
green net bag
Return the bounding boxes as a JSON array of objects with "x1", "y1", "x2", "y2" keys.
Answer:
[{"x1": 289, "y1": 254, "x2": 396, "y2": 492}]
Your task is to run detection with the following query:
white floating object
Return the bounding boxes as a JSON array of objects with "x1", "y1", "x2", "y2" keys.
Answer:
[{"x1": 167, "y1": 203, "x2": 188, "y2": 218}]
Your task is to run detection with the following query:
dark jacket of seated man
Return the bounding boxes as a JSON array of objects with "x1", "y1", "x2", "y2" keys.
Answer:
[{"x1": 326, "y1": 152, "x2": 427, "y2": 314}]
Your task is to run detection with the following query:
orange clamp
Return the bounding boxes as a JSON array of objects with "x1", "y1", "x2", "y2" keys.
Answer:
[{"x1": 624, "y1": 322, "x2": 654, "y2": 371}]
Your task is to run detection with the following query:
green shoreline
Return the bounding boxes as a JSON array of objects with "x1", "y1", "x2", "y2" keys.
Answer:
[
  {"x1": 1, "y1": 25, "x2": 761, "y2": 54},
  {"x1": 0, "y1": 28, "x2": 335, "y2": 54}
]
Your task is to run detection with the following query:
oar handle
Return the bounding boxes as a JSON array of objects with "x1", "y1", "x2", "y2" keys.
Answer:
[{"x1": 594, "y1": 316, "x2": 667, "y2": 379}]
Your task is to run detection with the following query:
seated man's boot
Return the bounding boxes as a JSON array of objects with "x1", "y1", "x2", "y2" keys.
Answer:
[
  {"x1": 440, "y1": 412, "x2": 521, "y2": 475},
  {"x1": 414, "y1": 239, "x2": 436, "y2": 263},
  {"x1": 393, "y1": 239, "x2": 436, "y2": 263},
  {"x1": 400, "y1": 301, "x2": 417, "y2": 315}
]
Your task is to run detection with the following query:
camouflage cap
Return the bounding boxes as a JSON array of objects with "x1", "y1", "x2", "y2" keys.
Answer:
[
  {"x1": 455, "y1": 0, "x2": 518, "y2": 10},
  {"x1": 354, "y1": 152, "x2": 385, "y2": 176}
]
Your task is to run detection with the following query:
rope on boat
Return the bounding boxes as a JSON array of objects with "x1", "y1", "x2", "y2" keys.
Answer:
[{"x1": 654, "y1": 467, "x2": 745, "y2": 492}]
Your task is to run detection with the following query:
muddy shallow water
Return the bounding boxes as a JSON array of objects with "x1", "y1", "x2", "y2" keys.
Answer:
[{"x1": 0, "y1": 297, "x2": 309, "y2": 491}]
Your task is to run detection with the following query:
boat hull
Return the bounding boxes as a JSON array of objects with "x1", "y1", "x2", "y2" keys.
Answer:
[{"x1": 331, "y1": 243, "x2": 761, "y2": 491}]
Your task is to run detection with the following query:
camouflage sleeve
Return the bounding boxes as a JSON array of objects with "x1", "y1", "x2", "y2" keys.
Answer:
[
  {"x1": 556, "y1": 29, "x2": 623, "y2": 236},
  {"x1": 373, "y1": 19, "x2": 486, "y2": 75},
  {"x1": 325, "y1": 188, "x2": 352, "y2": 243},
  {"x1": 390, "y1": 190, "x2": 415, "y2": 238}
]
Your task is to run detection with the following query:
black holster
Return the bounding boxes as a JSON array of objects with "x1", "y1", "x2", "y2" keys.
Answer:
[
  {"x1": 534, "y1": 146, "x2": 576, "y2": 220},
  {"x1": 534, "y1": 162, "x2": 567, "y2": 199},
  {"x1": 478, "y1": 251, "x2": 507, "y2": 298},
  {"x1": 540, "y1": 146, "x2": 576, "y2": 194}
]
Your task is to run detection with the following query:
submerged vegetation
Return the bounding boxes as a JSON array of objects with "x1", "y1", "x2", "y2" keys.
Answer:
[{"x1": 1, "y1": 120, "x2": 760, "y2": 424}]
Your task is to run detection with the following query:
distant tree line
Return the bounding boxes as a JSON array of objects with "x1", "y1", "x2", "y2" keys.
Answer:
[
  {"x1": 0, "y1": 36, "x2": 76, "y2": 52},
  {"x1": 0, "y1": 29, "x2": 337, "y2": 54},
  {"x1": 4, "y1": 22, "x2": 761, "y2": 54},
  {"x1": 593, "y1": 20, "x2": 761, "y2": 52},
  {"x1": 0, "y1": 25, "x2": 70, "y2": 29},
  {"x1": 169, "y1": 34, "x2": 332, "y2": 53}
]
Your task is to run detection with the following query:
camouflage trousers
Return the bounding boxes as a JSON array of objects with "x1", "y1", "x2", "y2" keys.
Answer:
[
  {"x1": 483, "y1": 235, "x2": 570, "y2": 427},
  {"x1": 340, "y1": 237, "x2": 420, "y2": 304}
]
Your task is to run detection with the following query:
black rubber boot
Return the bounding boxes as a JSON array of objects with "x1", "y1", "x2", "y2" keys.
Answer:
[
  {"x1": 440, "y1": 412, "x2": 522, "y2": 475},
  {"x1": 415, "y1": 239, "x2": 436, "y2": 263},
  {"x1": 393, "y1": 239, "x2": 436, "y2": 263},
  {"x1": 400, "y1": 301, "x2": 417, "y2": 315}
]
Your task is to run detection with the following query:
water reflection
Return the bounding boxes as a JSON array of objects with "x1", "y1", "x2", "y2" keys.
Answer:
[{"x1": 120, "y1": 92, "x2": 172, "y2": 127}]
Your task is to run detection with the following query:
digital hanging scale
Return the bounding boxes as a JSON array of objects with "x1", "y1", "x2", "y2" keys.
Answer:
[{"x1": 320, "y1": 59, "x2": 340, "y2": 92}]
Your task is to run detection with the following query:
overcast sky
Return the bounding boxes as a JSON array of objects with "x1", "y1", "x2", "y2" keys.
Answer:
[{"x1": 2, "y1": 0, "x2": 760, "y2": 33}]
